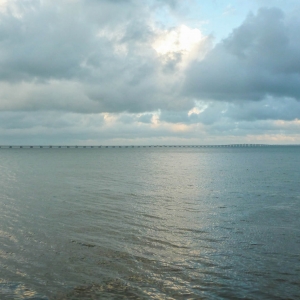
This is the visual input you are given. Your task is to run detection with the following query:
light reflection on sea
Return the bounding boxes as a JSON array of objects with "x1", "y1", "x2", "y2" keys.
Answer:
[{"x1": 0, "y1": 146, "x2": 299, "y2": 299}]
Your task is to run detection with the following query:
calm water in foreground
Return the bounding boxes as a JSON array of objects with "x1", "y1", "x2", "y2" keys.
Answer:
[{"x1": 0, "y1": 146, "x2": 299, "y2": 299}]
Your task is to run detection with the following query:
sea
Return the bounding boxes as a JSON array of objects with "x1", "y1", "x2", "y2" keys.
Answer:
[{"x1": 0, "y1": 146, "x2": 299, "y2": 299}]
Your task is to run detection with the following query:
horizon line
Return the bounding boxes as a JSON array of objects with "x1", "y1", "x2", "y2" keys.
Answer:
[{"x1": 1, "y1": 144, "x2": 300, "y2": 149}]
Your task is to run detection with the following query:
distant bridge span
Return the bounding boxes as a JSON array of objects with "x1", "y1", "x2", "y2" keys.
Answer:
[{"x1": 0, "y1": 144, "x2": 276, "y2": 149}]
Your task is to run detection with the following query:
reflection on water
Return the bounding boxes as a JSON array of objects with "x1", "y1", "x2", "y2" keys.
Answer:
[{"x1": 0, "y1": 147, "x2": 300, "y2": 299}]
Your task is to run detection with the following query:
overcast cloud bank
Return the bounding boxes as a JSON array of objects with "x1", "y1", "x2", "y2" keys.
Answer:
[{"x1": 0, "y1": 0, "x2": 299, "y2": 144}]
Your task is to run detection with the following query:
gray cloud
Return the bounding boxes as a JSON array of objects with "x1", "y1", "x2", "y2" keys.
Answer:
[
  {"x1": 138, "y1": 114, "x2": 153, "y2": 123},
  {"x1": 159, "y1": 96, "x2": 300, "y2": 126},
  {"x1": 0, "y1": 1, "x2": 300, "y2": 145},
  {"x1": 0, "y1": 1, "x2": 93, "y2": 80},
  {"x1": 0, "y1": 0, "x2": 193, "y2": 113},
  {"x1": 1, "y1": 109, "x2": 299, "y2": 146},
  {"x1": 224, "y1": 97, "x2": 300, "y2": 121},
  {"x1": 156, "y1": 0, "x2": 179, "y2": 9},
  {"x1": 0, "y1": 0, "x2": 157, "y2": 83},
  {"x1": 184, "y1": 7, "x2": 300, "y2": 102}
]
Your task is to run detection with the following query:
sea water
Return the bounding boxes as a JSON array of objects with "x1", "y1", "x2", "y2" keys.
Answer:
[{"x1": 0, "y1": 146, "x2": 299, "y2": 299}]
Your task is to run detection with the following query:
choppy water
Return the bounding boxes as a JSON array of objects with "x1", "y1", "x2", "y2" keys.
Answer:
[{"x1": 0, "y1": 146, "x2": 299, "y2": 299}]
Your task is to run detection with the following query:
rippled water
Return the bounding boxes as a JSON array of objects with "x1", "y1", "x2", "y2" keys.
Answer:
[{"x1": 0, "y1": 146, "x2": 299, "y2": 299}]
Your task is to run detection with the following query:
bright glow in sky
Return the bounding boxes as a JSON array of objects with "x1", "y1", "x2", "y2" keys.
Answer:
[{"x1": 153, "y1": 25, "x2": 203, "y2": 55}]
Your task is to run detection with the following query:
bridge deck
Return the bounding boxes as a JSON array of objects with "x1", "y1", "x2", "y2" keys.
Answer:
[{"x1": 0, "y1": 144, "x2": 276, "y2": 149}]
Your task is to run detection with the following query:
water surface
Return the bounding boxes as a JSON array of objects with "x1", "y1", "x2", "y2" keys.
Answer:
[{"x1": 0, "y1": 146, "x2": 299, "y2": 299}]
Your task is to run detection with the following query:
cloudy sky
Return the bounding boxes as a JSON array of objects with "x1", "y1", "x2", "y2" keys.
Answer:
[{"x1": 0, "y1": 0, "x2": 300, "y2": 145}]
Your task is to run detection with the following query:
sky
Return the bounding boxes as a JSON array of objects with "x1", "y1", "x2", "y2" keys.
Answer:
[{"x1": 0, "y1": 0, "x2": 300, "y2": 145}]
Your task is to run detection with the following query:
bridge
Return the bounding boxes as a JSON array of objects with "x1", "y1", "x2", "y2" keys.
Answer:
[{"x1": 0, "y1": 144, "x2": 275, "y2": 149}]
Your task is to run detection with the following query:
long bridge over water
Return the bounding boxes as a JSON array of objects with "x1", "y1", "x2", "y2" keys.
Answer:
[{"x1": 0, "y1": 144, "x2": 287, "y2": 149}]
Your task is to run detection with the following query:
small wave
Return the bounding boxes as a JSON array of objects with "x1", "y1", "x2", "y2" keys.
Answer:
[
  {"x1": 144, "y1": 237, "x2": 189, "y2": 250},
  {"x1": 71, "y1": 240, "x2": 96, "y2": 248},
  {"x1": 176, "y1": 227, "x2": 208, "y2": 234},
  {"x1": 53, "y1": 279, "x2": 141, "y2": 300},
  {"x1": 140, "y1": 213, "x2": 163, "y2": 220},
  {"x1": 0, "y1": 282, "x2": 48, "y2": 300}
]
